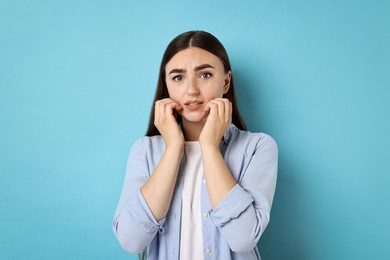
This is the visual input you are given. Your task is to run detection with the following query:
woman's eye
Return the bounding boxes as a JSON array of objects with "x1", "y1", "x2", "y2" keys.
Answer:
[
  {"x1": 200, "y1": 73, "x2": 212, "y2": 79},
  {"x1": 172, "y1": 75, "x2": 182, "y2": 82}
]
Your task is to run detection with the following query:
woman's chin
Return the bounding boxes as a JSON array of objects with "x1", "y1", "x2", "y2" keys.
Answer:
[{"x1": 181, "y1": 112, "x2": 207, "y2": 124}]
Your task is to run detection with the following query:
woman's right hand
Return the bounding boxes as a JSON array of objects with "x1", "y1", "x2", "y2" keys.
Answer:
[
  {"x1": 140, "y1": 98, "x2": 184, "y2": 221},
  {"x1": 154, "y1": 98, "x2": 184, "y2": 147}
]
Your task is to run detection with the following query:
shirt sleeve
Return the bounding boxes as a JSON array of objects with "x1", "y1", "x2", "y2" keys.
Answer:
[
  {"x1": 210, "y1": 134, "x2": 278, "y2": 253},
  {"x1": 112, "y1": 138, "x2": 164, "y2": 254}
]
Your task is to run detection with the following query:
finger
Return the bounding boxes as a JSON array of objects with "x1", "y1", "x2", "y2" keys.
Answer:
[
  {"x1": 207, "y1": 101, "x2": 219, "y2": 117},
  {"x1": 219, "y1": 99, "x2": 227, "y2": 118},
  {"x1": 203, "y1": 102, "x2": 211, "y2": 113},
  {"x1": 224, "y1": 100, "x2": 232, "y2": 123},
  {"x1": 154, "y1": 100, "x2": 164, "y2": 121},
  {"x1": 160, "y1": 98, "x2": 182, "y2": 112},
  {"x1": 164, "y1": 100, "x2": 182, "y2": 116},
  {"x1": 174, "y1": 102, "x2": 183, "y2": 112},
  {"x1": 216, "y1": 98, "x2": 231, "y2": 121},
  {"x1": 155, "y1": 99, "x2": 173, "y2": 121},
  {"x1": 154, "y1": 101, "x2": 159, "y2": 120},
  {"x1": 209, "y1": 99, "x2": 225, "y2": 118},
  {"x1": 159, "y1": 100, "x2": 169, "y2": 119}
]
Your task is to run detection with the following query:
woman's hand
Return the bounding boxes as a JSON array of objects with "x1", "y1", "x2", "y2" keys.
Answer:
[
  {"x1": 199, "y1": 98, "x2": 232, "y2": 147},
  {"x1": 154, "y1": 98, "x2": 184, "y2": 147},
  {"x1": 199, "y1": 98, "x2": 236, "y2": 209},
  {"x1": 141, "y1": 99, "x2": 184, "y2": 221}
]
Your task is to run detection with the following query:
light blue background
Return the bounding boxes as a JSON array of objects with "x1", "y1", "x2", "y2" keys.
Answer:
[{"x1": 1, "y1": 0, "x2": 389, "y2": 259}]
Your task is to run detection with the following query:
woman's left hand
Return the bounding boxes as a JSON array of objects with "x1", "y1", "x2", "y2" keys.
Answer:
[{"x1": 199, "y1": 98, "x2": 232, "y2": 147}]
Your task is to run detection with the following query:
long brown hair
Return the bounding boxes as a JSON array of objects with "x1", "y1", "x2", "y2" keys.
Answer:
[{"x1": 146, "y1": 30, "x2": 246, "y2": 136}]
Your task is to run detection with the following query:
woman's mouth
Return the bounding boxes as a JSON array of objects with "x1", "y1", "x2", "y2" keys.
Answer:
[{"x1": 184, "y1": 101, "x2": 203, "y2": 110}]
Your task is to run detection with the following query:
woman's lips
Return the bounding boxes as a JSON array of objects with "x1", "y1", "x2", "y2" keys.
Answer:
[{"x1": 184, "y1": 101, "x2": 203, "y2": 110}]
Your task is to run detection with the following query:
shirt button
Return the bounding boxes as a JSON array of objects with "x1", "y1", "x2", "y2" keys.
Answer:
[
  {"x1": 205, "y1": 248, "x2": 212, "y2": 254},
  {"x1": 202, "y1": 212, "x2": 208, "y2": 218},
  {"x1": 203, "y1": 179, "x2": 206, "y2": 184}
]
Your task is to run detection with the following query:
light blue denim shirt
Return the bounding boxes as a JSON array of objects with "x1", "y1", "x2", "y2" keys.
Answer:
[{"x1": 112, "y1": 124, "x2": 278, "y2": 260}]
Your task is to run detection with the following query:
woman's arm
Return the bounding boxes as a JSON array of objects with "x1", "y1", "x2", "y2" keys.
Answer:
[
  {"x1": 199, "y1": 98, "x2": 278, "y2": 253},
  {"x1": 141, "y1": 98, "x2": 184, "y2": 220},
  {"x1": 140, "y1": 142, "x2": 182, "y2": 221},
  {"x1": 210, "y1": 136, "x2": 278, "y2": 252},
  {"x1": 199, "y1": 98, "x2": 236, "y2": 208},
  {"x1": 200, "y1": 144, "x2": 237, "y2": 208},
  {"x1": 112, "y1": 98, "x2": 184, "y2": 253},
  {"x1": 112, "y1": 139, "x2": 162, "y2": 253}
]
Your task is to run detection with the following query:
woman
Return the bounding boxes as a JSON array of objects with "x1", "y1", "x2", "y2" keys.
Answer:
[{"x1": 112, "y1": 30, "x2": 278, "y2": 260}]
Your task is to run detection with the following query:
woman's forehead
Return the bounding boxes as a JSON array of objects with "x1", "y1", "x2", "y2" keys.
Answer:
[{"x1": 166, "y1": 47, "x2": 223, "y2": 70}]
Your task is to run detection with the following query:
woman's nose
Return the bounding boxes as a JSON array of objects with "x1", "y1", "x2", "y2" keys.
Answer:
[{"x1": 186, "y1": 78, "x2": 200, "y2": 95}]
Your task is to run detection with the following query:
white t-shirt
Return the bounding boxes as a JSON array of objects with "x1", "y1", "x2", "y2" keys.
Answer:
[{"x1": 179, "y1": 141, "x2": 204, "y2": 260}]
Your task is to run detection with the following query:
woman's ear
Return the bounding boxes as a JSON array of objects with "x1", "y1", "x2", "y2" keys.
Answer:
[{"x1": 223, "y1": 71, "x2": 232, "y2": 94}]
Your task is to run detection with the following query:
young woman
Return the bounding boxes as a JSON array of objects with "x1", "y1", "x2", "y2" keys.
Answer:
[{"x1": 112, "y1": 30, "x2": 278, "y2": 260}]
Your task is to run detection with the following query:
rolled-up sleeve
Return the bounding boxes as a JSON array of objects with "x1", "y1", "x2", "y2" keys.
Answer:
[
  {"x1": 210, "y1": 134, "x2": 278, "y2": 253},
  {"x1": 210, "y1": 184, "x2": 254, "y2": 227},
  {"x1": 112, "y1": 138, "x2": 163, "y2": 253}
]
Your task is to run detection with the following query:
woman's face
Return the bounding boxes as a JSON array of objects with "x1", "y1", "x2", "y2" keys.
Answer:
[{"x1": 165, "y1": 47, "x2": 231, "y2": 125}]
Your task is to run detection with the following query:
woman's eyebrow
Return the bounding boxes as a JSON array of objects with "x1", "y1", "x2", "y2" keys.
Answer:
[
  {"x1": 168, "y1": 68, "x2": 185, "y2": 75},
  {"x1": 194, "y1": 64, "x2": 215, "y2": 71},
  {"x1": 168, "y1": 64, "x2": 215, "y2": 75}
]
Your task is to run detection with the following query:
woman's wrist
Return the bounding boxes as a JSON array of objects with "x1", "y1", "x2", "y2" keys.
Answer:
[
  {"x1": 165, "y1": 141, "x2": 184, "y2": 154},
  {"x1": 200, "y1": 142, "x2": 220, "y2": 154}
]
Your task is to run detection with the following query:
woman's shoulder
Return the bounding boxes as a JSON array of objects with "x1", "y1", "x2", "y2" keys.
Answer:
[
  {"x1": 137, "y1": 134, "x2": 165, "y2": 144},
  {"x1": 129, "y1": 135, "x2": 166, "y2": 154},
  {"x1": 228, "y1": 124, "x2": 277, "y2": 147}
]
